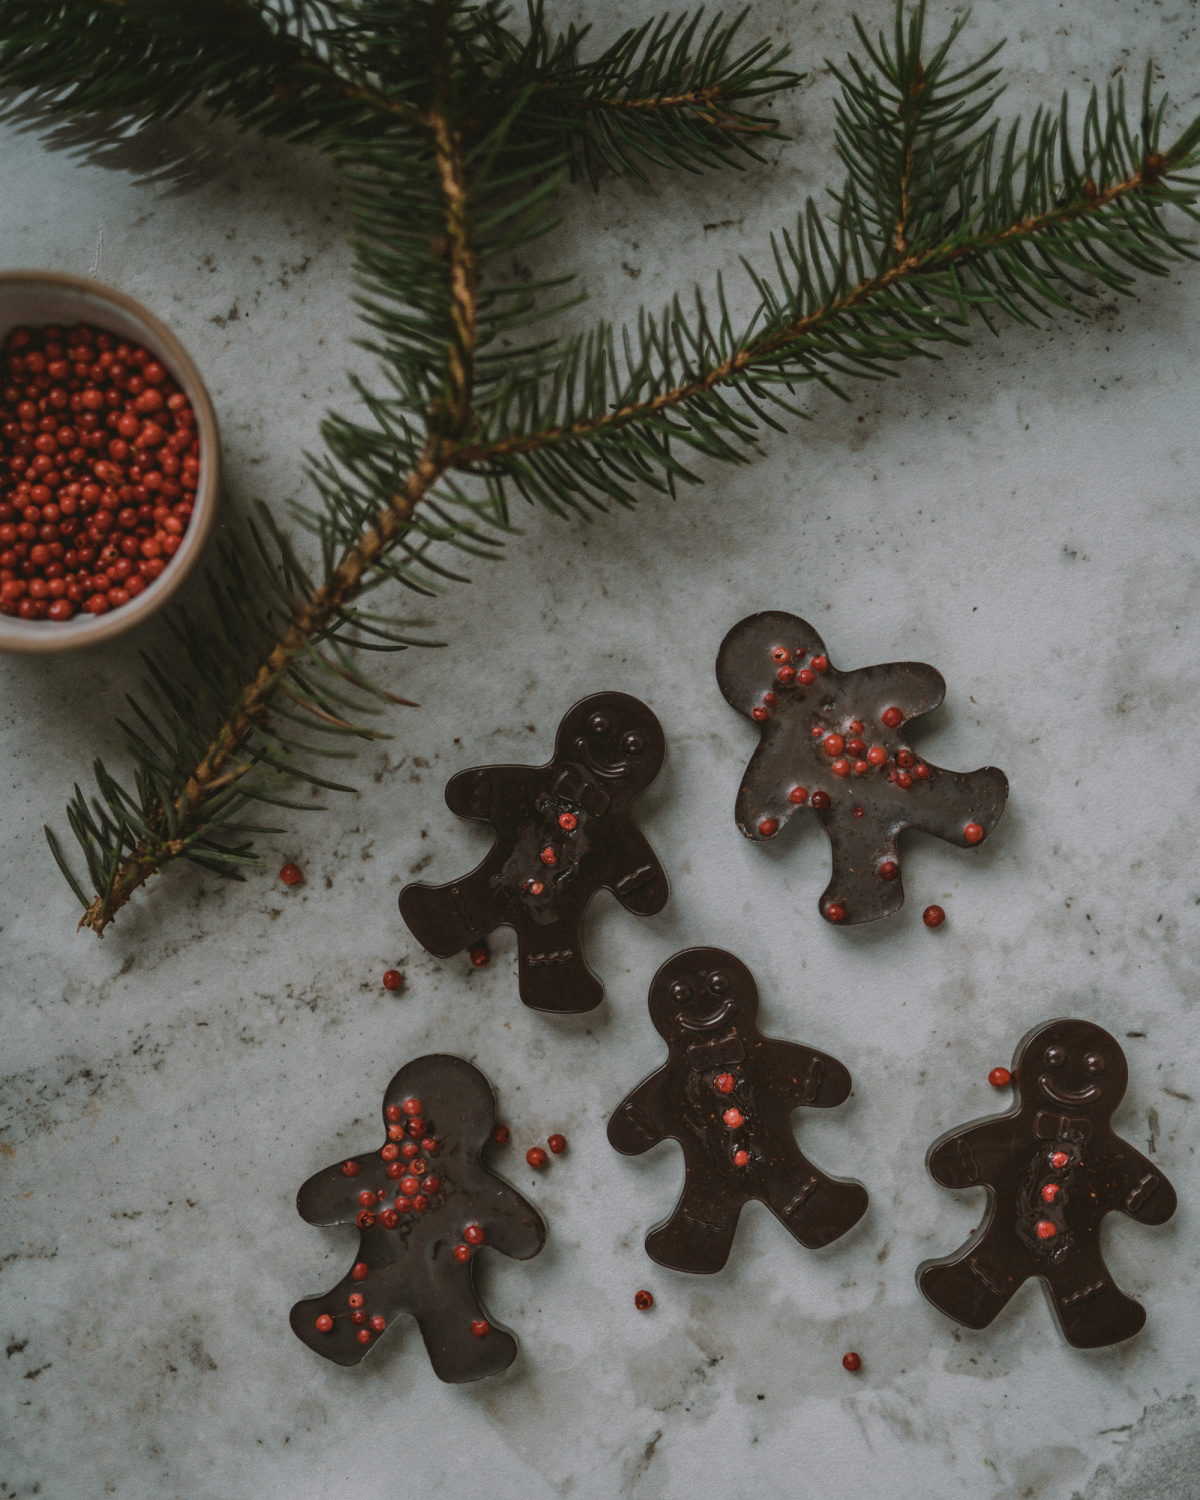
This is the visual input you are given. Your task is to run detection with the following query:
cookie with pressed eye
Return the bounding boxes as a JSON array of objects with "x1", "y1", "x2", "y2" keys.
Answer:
[
  {"x1": 920, "y1": 1017, "x2": 1176, "y2": 1350},
  {"x1": 400, "y1": 692, "x2": 669, "y2": 1013},
  {"x1": 611, "y1": 947, "x2": 866, "y2": 1274}
]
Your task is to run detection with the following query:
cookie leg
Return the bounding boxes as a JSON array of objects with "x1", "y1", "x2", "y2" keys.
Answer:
[
  {"x1": 821, "y1": 817, "x2": 904, "y2": 925},
  {"x1": 515, "y1": 928, "x2": 603, "y2": 1013},
  {"x1": 645, "y1": 1181, "x2": 741, "y2": 1274},
  {"x1": 399, "y1": 876, "x2": 489, "y2": 958},
  {"x1": 763, "y1": 1161, "x2": 867, "y2": 1249},
  {"x1": 413, "y1": 1276, "x2": 520, "y2": 1384},
  {"x1": 1046, "y1": 1257, "x2": 1146, "y2": 1349},
  {"x1": 918, "y1": 1236, "x2": 1027, "y2": 1331}
]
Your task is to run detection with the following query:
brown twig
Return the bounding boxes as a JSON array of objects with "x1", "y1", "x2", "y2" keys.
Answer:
[{"x1": 79, "y1": 5, "x2": 475, "y2": 936}]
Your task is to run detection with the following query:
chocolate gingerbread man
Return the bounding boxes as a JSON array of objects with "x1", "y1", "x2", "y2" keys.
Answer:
[
  {"x1": 919, "y1": 1020, "x2": 1176, "y2": 1348},
  {"x1": 608, "y1": 948, "x2": 868, "y2": 1272},
  {"x1": 716, "y1": 611, "x2": 1008, "y2": 924},
  {"x1": 290, "y1": 1054, "x2": 545, "y2": 1383},
  {"x1": 400, "y1": 693, "x2": 668, "y2": 1012}
]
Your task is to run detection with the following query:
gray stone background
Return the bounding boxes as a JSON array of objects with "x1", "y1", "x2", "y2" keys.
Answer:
[{"x1": 2, "y1": 1, "x2": 1200, "y2": 1496}]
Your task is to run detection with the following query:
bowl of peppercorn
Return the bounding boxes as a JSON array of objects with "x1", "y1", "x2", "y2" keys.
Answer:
[{"x1": 0, "y1": 270, "x2": 220, "y2": 652}]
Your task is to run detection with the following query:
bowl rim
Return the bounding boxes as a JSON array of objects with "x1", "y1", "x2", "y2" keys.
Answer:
[{"x1": 0, "y1": 268, "x2": 220, "y2": 654}]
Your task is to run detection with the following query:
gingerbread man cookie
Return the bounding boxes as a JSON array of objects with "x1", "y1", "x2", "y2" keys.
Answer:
[
  {"x1": 400, "y1": 693, "x2": 668, "y2": 1012},
  {"x1": 919, "y1": 1020, "x2": 1176, "y2": 1348},
  {"x1": 608, "y1": 948, "x2": 868, "y2": 1272},
  {"x1": 716, "y1": 611, "x2": 1008, "y2": 924},
  {"x1": 290, "y1": 1054, "x2": 545, "y2": 1383}
]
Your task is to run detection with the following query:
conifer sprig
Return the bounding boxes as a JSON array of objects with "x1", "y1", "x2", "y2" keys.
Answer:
[{"x1": 16, "y1": 2, "x2": 1200, "y2": 935}]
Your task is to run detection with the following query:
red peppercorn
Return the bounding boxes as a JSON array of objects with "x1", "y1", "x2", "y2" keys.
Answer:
[
  {"x1": 988, "y1": 1067, "x2": 1011, "y2": 1087},
  {"x1": 842, "y1": 1351, "x2": 862, "y2": 1372},
  {"x1": 762, "y1": 692, "x2": 776, "y2": 707},
  {"x1": 853, "y1": 760, "x2": 868, "y2": 776},
  {"x1": 469, "y1": 942, "x2": 490, "y2": 968},
  {"x1": 1035, "y1": 1220, "x2": 1056, "y2": 1240},
  {"x1": 772, "y1": 646, "x2": 790, "y2": 662},
  {"x1": 1050, "y1": 1151, "x2": 1069, "y2": 1169},
  {"x1": 315, "y1": 1314, "x2": 334, "y2": 1333},
  {"x1": 849, "y1": 720, "x2": 864, "y2": 734},
  {"x1": 547, "y1": 1134, "x2": 567, "y2": 1154},
  {"x1": 356, "y1": 1328, "x2": 371, "y2": 1345},
  {"x1": 713, "y1": 1072, "x2": 735, "y2": 1094},
  {"x1": 342, "y1": 1160, "x2": 360, "y2": 1177},
  {"x1": 394, "y1": 1195, "x2": 412, "y2": 1212},
  {"x1": 879, "y1": 861, "x2": 899, "y2": 881},
  {"x1": 358, "y1": 1190, "x2": 377, "y2": 1208},
  {"x1": 823, "y1": 734, "x2": 845, "y2": 757},
  {"x1": 453, "y1": 1244, "x2": 471, "y2": 1263},
  {"x1": 634, "y1": 1290, "x2": 654, "y2": 1311},
  {"x1": 964, "y1": 822, "x2": 985, "y2": 844},
  {"x1": 896, "y1": 748, "x2": 915, "y2": 770},
  {"x1": 382, "y1": 969, "x2": 404, "y2": 992},
  {"x1": 381, "y1": 1144, "x2": 400, "y2": 1162},
  {"x1": 471, "y1": 1320, "x2": 490, "y2": 1338},
  {"x1": 412, "y1": 1194, "x2": 430, "y2": 1213},
  {"x1": 751, "y1": 706, "x2": 769, "y2": 723},
  {"x1": 789, "y1": 786, "x2": 808, "y2": 805},
  {"x1": 1041, "y1": 1183, "x2": 1060, "y2": 1204},
  {"x1": 421, "y1": 1137, "x2": 438, "y2": 1154},
  {"x1": 777, "y1": 665, "x2": 796, "y2": 683},
  {"x1": 559, "y1": 811, "x2": 577, "y2": 831},
  {"x1": 895, "y1": 771, "x2": 913, "y2": 789},
  {"x1": 370, "y1": 1315, "x2": 386, "y2": 1333},
  {"x1": 733, "y1": 1149, "x2": 750, "y2": 1167},
  {"x1": 406, "y1": 1117, "x2": 425, "y2": 1137},
  {"x1": 464, "y1": 1223, "x2": 486, "y2": 1246},
  {"x1": 797, "y1": 668, "x2": 815, "y2": 685},
  {"x1": 881, "y1": 707, "x2": 903, "y2": 728},
  {"x1": 758, "y1": 818, "x2": 778, "y2": 837},
  {"x1": 810, "y1": 790, "x2": 830, "y2": 811},
  {"x1": 867, "y1": 745, "x2": 887, "y2": 766},
  {"x1": 386, "y1": 1104, "x2": 403, "y2": 1123},
  {"x1": 923, "y1": 905, "x2": 946, "y2": 928},
  {"x1": 811, "y1": 726, "x2": 823, "y2": 739},
  {"x1": 832, "y1": 758, "x2": 851, "y2": 777},
  {"x1": 400, "y1": 1176, "x2": 420, "y2": 1196},
  {"x1": 811, "y1": 655, "x2": 828, "y2": 672},
  {"x1": 347, "y1": 1292, "x2": 364, "y2": 1308},
  {"x1": 540, "y1": 845, "x2": 558, "y2": 866},
  {"x1": 723, "y1": 1107, "x2": 744, "y2": 1129},
  {"x1": 379, "y1": 1208, "x2": 399, "y2": 1229},
  {"x1": 853, "y1": 807, "x2": 864, "y2": 818},
  {"x1": 352, "y1": 1309, "x2": 369, "y2": 1328},
  {"x1": 402, "y1": 1098, "x2": 422, "y2": 1116},
  {"x1": 825, "y1": 903, "x2": 846, "y2": 923},
  {"x1": 526, "y1": 1147, "x2": 548, "y2": 1168},
  {"x1": 279, "y1": 863, "x2": 302, "y2": 885},
  {"x1": 492, "y1": 1124, "x2": 510, "y2": 1144},
  {"x1": 356, "y1": 1209, "x2": 376, "y2": 1229},
  {"x1": 400, "y1": 1141, "x2": 418, "y2": 1159},
  {"x1": 846, "y1": 739, "x2": 867, "y2": 758},
  {"x1": 351, "y1": 1262, "x2": 370, "y2": 1281},
  {"x1": 422, "y1": 1176, "x2": 440, "y2": 1194}
]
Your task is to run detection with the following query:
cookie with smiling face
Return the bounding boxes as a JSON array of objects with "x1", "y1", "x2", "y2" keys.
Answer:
[
  {"x1": 607, "y1": 948, "x2": 868, "y2": 1273},
  {"x1": 919, "y1": 1019, "x2": 1176, "y2": 1348},
  {"x1": 399, "y1": 693, "x2": 669, "y2": 1012}
]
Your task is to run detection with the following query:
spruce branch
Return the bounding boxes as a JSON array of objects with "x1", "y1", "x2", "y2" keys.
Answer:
[{"x1": 21, "y1": 1, "x2": 1200, "y2": 937}]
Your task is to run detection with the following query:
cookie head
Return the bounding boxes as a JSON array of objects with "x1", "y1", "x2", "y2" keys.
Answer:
[
  {"x1": 1015, "y1": 1019, "x2": 1127, "y2": 1116},
  {"x1": 383, "y1": 1054, "x2": 497, "y2": 1154},
  {"x1": 556, "y1": 692, "x2": 664, "y2": 795},
  {"x1": 647, "y1": 948, "x2": 759, "y2": 1041}
]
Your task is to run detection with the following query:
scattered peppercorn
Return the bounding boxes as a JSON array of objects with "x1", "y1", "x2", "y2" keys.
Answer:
[
  {"x1": 634, "y1": 1290, "x2": 654, "y2": 1311},
  {"x1": 842, "y1": 1351, "x2": 862, "y2": 1372},
  {"x1": 547, "y1": 1133, "x2": 567, "y2": 1154},
  {"x1": 988, "y1": 1067, "x2": 1012, "y2": 1087},
  {"x1": 923, "y1": 905, "x2": 946, "y2": 928},
  {"x1": 526, "y1": 1146, "x2": 548, "y2": 1169},
  {"x1": 279, "y1": 863, "x2": 302, "y2": 886},
  {"x1": 492, "y1": 1124, "x2": 510, "y2": 1145},
  {"x1": 468, "y1": 941, "x2": 490, "y2": 968},
  {"x1": 382, "y1": 969, "x2": 404, "y2": 991}
]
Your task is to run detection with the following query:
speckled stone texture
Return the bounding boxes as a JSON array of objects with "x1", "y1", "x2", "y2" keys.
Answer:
[{"x1": 2, "y1": 3, "x2": 1199, "y2": 1497}]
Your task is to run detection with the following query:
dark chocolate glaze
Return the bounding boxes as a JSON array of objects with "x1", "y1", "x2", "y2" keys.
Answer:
[
  {"x1": 918, "y1": 1019, "x2": 1176, "y2": 1349},
  {"x1": 715, "y1": 611, "x2": 1008, "y2": 925},
  {"x1": 607, "y1": 948, "x2": 867, "y2": 1273},
  {"x1": 399, "y1": 693, "x2": 668, "y2": 1012},
  {"x1": 290, "y1": 1054, "x2": 545, "y2": 1383}
]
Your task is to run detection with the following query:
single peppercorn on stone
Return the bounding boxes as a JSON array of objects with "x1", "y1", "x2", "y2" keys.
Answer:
[
  {"x1": 634, "y1": 1290, "x2": 654, "y2": 1311},
  {"x1": 382, "y1": 969, "x2": 404, "y2": 991},
  {"x1": 923, "y1": 905, "x2": 946, "y2": 928},
  {"x1": 547, "y1": 1133, "x2": 566, "y2": 1154},
  {"x1": 468, "y1": 942, "x2": 490, "y2": 967},
  {"x1": 842, "y1": 1351, "x2": 862, "y2": 1372},
  {"x1": 526, "y1": 1147, "x2": 548, "y2": 1169},
  {"x1": 279, "y1": 863, "x2": 303, "y2": 886}
]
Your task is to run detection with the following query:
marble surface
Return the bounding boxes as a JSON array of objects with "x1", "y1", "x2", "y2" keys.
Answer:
[{"x1": 3, "y1": 2, "x2": 1200, "y2": 1496}]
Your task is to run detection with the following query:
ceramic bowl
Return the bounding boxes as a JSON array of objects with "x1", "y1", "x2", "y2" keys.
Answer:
[{"x1": 0, "y1": 270, "x2": 220, "y2": 653}]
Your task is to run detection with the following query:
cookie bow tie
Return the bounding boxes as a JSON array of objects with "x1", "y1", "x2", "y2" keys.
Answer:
[{"x1": 1034, "y1": 1110, "x2": 1092, "y2": 1145}]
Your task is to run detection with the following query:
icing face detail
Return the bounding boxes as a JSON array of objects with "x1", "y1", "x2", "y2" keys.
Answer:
[
  {"x1": 1018, "y1": 1023, "x2": 1125, "y2": 1113},
  {"x1": 648, "y1": 952, "x2": 758, "y2": 1040}
]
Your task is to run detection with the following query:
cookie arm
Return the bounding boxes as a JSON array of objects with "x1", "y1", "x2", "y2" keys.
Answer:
[
  {"x1": 774, "y1": 1041, "x2": 852, "y2": 1110},
  {"x1": 1113, "y1": 1146, "x2": 1177, "y2": 1226},
  {"x1": 605, "y1": 826, "x2": 669, "y2": 916},
  {"x1": 607, "y1": 1070, "x2": 671, "y2": 1155},
  {"x1": 926, "y1": 1118, "x2": 1011, "y2": 1191},
  {"x1": 463, "y1": 1173, "x2": 547, "y2": 1260}
]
